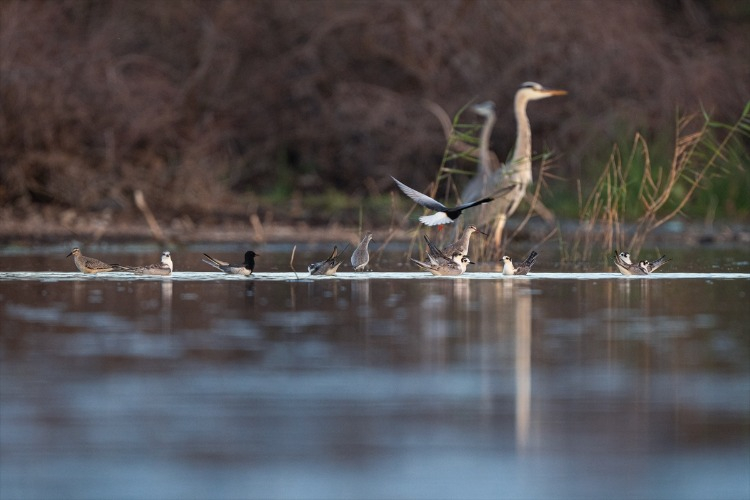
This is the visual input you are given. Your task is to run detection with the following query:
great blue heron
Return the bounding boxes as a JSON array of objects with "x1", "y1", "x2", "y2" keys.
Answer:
[{"x1": 462, "y1": 82, "x2": 566, "y2": 245}]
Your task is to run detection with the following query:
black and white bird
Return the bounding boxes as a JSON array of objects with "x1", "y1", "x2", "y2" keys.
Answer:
[
  {"x1": 202, "y1": 250, "x2": 258, "y2": 276},
  {"x1": 613, "y1": 250, "x2": 670, "y2": 275},
  {"x1": 391, "y1": 176, "x2": 504, "y2": 226},
  {"x1": 501, "y1": 250, "x2": 538, "y2": 276}
]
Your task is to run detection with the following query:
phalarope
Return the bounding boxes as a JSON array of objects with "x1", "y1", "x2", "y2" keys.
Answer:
[
  {"x1": 391, "y1": 176, "x2": 505, "y2": 226},
  {"x1": 640, "y1": 256, "x2": 670, "y2": 274},
  {"x1": 613, "y1": 250, "x2": 670, "y2": 275},
  {"x1": 441, "y1": 225, "x2": 487, "y2": 257},
  {"x1": 351, "y1": 233, "x2": 373, "y2": 271},
  {"x1": 422, "y1": 234, "x2": 461, "y2": 266},
  {"x1": 613, "y1": 251, "x2": 635, "y2": 275},
  {"x1": 202, "y1": 250, "x2": 258, "y2": 276},
  {"x1": 125, "y1": 251, "x2": 173, "y2": 275},
  {"x1": 412, "y1": 254, "x2": 473, "y2": 276},
  {"x1": 67, "y1": 247, "x2": 126, "y2": 274},
  {"x1": 501, "y1": 251, "x2": 538, "y2": 276},
  {"x1": 309, "y1": 246, "x2": 343, "y2": 275},
  {"x1": 412, "y1": 235, "x2": 472, "y2": 275}
]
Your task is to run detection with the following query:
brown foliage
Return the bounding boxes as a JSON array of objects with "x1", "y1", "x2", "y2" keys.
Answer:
[{"x1": 1, "y1": 0, "x2": 748, "y2": 222}]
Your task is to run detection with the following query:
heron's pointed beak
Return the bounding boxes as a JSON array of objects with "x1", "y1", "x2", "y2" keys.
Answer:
[
  {"x1": 66, "y1": 252, "x2": 73, "y2": 258},
  {"x1": 476, "y1": 228, "x2": 489, "y2": 237},
  {"x1": 544, "y1": 88, "x2": 567, "y2": 96}
]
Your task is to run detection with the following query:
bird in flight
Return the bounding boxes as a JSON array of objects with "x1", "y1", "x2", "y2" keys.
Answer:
[{"x1": 391, "y1": 176, "x2": 510, "y2": 226}]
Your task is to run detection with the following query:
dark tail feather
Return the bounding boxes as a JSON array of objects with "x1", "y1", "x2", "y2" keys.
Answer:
[{"x1": 524, "y1": 251, "x2": 538, "y2": 268}]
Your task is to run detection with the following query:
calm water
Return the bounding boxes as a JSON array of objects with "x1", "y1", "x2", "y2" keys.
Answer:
[{"x1": 1, "y1": 245, "x2": 749, "y2": 499}]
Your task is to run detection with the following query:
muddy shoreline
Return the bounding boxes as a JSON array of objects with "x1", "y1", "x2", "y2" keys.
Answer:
[{"x1": 1, "y1": 208, "x2": 748, "y2": 249}]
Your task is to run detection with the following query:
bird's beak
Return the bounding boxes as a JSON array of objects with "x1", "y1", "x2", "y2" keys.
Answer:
[
  {"x1": 543, "y1": 88, "x2": 567, "y2": 96},
  {"x1": 476, "y1": 228, "x2": 489, "y2": 237},
  {"x1": 66, "y1": 252, "x2": 73, "y2": 258},
  {"x1": 468, "y1": 260, "x2": 476, "y2": 265}
]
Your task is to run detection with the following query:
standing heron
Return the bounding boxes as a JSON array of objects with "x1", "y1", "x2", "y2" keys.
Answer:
[{"x1": 462, "y1": 82, "x2": 566, "y2": 245}]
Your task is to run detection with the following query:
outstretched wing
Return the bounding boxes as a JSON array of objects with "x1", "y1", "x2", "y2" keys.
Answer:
[
  {"x1": 452, "y1": 197, "x2": 495, "y2": 212},
  {"x1": 203, "y1": 253, "x2": 229, "y2": 267},
  {"x1": 327, "y1": 246, "x2": 338, "y2": 262},
  {"x1": 648, "y1": 255, "x2": 670, "y2": 272},
  {"x1": 391, "y1": 176, "x2": 447, "y2": 212},
  {"x1": 423, "y1": 234, "x2": 448, "y2": 260}
]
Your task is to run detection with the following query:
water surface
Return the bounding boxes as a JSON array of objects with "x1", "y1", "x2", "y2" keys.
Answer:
[{"x1": 1, "y1": 247, "x2": 748, "y2": 499}]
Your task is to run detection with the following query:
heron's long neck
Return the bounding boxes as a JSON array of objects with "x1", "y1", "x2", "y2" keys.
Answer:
[
  {"x1": 511, "y1": 94, "x2": 532, "y2": 173},
  {"x1": 478, "y1": 114, "x2": 496, "y2": 177}
]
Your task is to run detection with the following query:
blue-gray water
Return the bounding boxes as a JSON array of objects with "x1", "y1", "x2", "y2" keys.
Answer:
[{"x1": 1, "y1": 246, "x2": 749, "y2": 499}]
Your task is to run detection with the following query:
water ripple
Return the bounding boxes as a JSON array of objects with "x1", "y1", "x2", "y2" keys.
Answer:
[{"x1": 1, "y1": 271, "x2": 749, "y2": 282}]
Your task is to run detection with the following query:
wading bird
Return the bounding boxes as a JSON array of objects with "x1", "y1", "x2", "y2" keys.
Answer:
[
  {"x1": 351, "y1": 233, "x2": 373, "y2": 271},
  {"x1": 67, "y1": 247, "x2": 126, "y2": 274},
  {"x1": 501, "y1": 250, "x2": 539, "y2": 276},
  {"x1": 613, "y1": 250, "x2": 670, "y2": 275},
  {"x1": 462, "y1": 82, "x2": 567, "y2": 244},
  {"x1": 412, "y1": 254, "x2": 473, "y2": 276},
  {"x1": 440, "y1": 224, "x2": 486, "y2": 258},
  {"x1": 309, "y1": 246, "x2": 343, "y2": 276},
  {"x1": 412, "y1": 234, "x2": 472, "y2": 276},
  {"x1": 202, "y1": 250, "x2": 258, "y2": 276},
  {"x1": 124, "y1": 251, "x2": 173, "y2": 276}
]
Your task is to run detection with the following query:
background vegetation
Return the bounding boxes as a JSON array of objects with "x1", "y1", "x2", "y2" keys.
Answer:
[{"x1": 1, "y1": 0, "x2": 749, "y2": 233}]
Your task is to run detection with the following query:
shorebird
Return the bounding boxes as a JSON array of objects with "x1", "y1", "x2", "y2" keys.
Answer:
[
  {"x1": 351, "y1": 233, "x2": 373, "y2": 271},
  {"x1": 391, "y1": 176, "x2": 504, "y2": 226},
  {"x1": 67, "y1": 247, "x2": 125, "y2": 274},
  {"x1": 125, "y1": 251, "x2": 173, "y2": 276},
  {"x1": 411, "y1": 254, "x2": 473, "y2": 276},
  {"x1": 613, "y1": 250, "x2": 670, "y2": 275},
  {"x1": 309, "y1": 246, "x2": 343, "y2": 276},
  {"x1": 411, "y1": 234, "x2": 471, "y2": 276},
  {"x1": 422, "y1": 234, "x2": 461, "y2": 266},
  {"x1": 613, "y1": 251, "x2": 635, "y2": 275},
  {"x1": 501, "y1": 250, "x2": 538, "y2": 276},
  {"x1": 441, "y1": 225, "x2": 486, "y2": 257},
  {"x1": 640, "y1": 256, "x2": 670, "y2": 274},
  {"x1": 202, "y1": 250, "x2": 258, "y2": 276}
]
